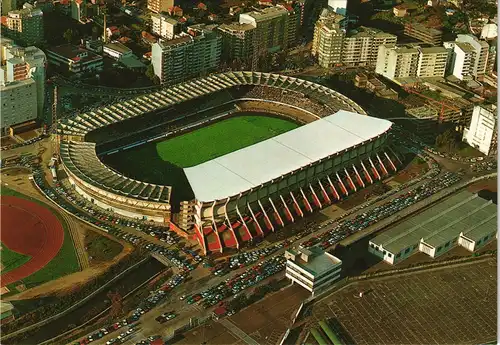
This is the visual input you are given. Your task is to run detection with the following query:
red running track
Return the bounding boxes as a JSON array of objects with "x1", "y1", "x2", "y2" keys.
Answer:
[{"x1": 0, "y1": 196, "x2": 64, "y2": 287}]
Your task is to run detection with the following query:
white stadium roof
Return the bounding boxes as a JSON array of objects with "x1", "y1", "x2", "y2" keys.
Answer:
[{"x1": 184, "y1": 111, "x2": 392, "y2": 202}]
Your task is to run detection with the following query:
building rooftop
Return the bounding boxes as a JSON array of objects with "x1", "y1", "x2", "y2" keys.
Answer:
[
  {"x1": 0, "y1": 77, "x2": 34, "y2": 89},
  {"x1": 105, "y1": 41, "x2": 131, "y2": 54},
  {"x1": 406, "y1": 106, "x2": 438, "y2": 119},
  {"x1": 405, "y1": 23, "x2": 442, "y2": 35},
  {"x1": 184, "y1": 111, "x2": 392, "y2": 202},
  {"x1": 455, "y1": 42, "x2": 476, "y2": 52},
  {"x1": 158, "y1": 35, "x2": 192, "y2": 48},
  {"x1": 286, "y1": 246, "x2": 341, "y2": 277},
  {"x1": 240, "y1": 6, "x2": 288, "y2": 22},
  {"x1": 47, "y1": 44, "x2": 102, "y2": 63},
  {"x1": 218, "y1": 22, "x2": 255, "y2": 32},
  {"x1": 419, "y1": 46, "x2": 449, "y2": 54},
  {"x1": 371, "y1": 191, "x2": 497, "y2": 253}
]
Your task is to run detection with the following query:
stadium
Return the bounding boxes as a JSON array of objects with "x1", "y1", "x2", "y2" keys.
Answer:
[{"x1": 58, "y1": 71, "x2": 401, "y2": 254}]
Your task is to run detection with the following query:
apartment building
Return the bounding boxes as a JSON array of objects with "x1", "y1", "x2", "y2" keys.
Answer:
[
  {"x1": 455, "y1": 34, "x2": 490, "y2": 79},
  {"x1": 1, "y1": 38, "x2": 46, "y2": 119},
  {"x1": 151, "y1": 13, "x2": 179, "y2": 40},
  {"x1": 342, "y1": 26, "x2": 397, "y2": 67},
  {"x1": 404, "y1": 23, "x2": 442, "y2": 45},
  {"x1": 217, "y1": 22, "x2": 255, "y2": 64},
  {"x1": 462, "y1": 104, "x2": 497, "y2": 156},
  {"x1": 375, "y1": 44, "x2": 419, "y2": 79},
  {"x1": 147, "y1": 0, "x2": 173, "y2": 14},
  {"x1": 0, "y1": 78, "x2": 37, "y2": 135},
  {"x1": 285, "y1": 246, "x2": 342, "y2": 296},
  {"x1": 239, "y1": 6, "x2": 298, "y2": 68},
  {"x1": 6, "y1": 6, "x2": 44, "y2": 46},
  {"x1": 450, "y1": 42, "x2": 476, "y2": 80},
  {"x1": 152, "y1": 26, "x2": 221, "y2": 85},
  {"x1": 311, "y1": 9, "x2": 345, "y2": 68},
  {"x1": 417, "y1": 46, "x2": 448, "y2": 77}
]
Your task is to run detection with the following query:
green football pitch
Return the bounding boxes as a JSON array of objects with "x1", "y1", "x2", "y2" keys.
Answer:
[
  {"x1": 101, "y1": 113, "x2": 300, "y2": 207},
  {"x1": 156, "y1": 114, "x2": 299, "y2": 167}
]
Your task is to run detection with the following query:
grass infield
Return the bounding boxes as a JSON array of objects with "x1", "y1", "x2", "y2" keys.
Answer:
[{"x1": 0, "y1": 242, "x2": 31, "y2": 275}]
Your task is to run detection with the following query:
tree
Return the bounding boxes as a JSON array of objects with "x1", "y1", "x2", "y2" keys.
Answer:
[
  {"x1": 145, "y1": 64, "x2": 155, "y2": 80},
  {"x1": 63, "y1": 29, "x2": 73, "y2": 44},
  {"x1": 435, "y1": 128, "x2": 459, "y2": 151}
]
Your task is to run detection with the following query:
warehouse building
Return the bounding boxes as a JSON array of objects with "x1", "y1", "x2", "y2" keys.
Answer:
[
  {"x1": 369, "y1": 191, "x2": 497, "y2": 265},
  {"x1": 285, "y1": 246, "x2": 342, "y2": 296}
]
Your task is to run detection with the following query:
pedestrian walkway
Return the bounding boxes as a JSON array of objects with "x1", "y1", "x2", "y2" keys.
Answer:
[{"x1": 218, "y1": 319, "x2": 260, "y2": 345}]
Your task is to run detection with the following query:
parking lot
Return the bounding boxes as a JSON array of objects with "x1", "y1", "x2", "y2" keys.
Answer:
[
  {"x1": 309, "y1": 258, "x2": 497, "y2": 345},
  {"x1": 177, "y1": 284, "x2": 309, "y2": 345}
]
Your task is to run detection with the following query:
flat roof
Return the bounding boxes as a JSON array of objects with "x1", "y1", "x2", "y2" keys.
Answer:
[
  {"x1": 184, "y1": 111, "x2": 392, "y2": 202},
  {"x1": 287, "y1": 247, "x2": 341, "y2": 277},
  {"x1": 371, "y1": 191, "x2": 497, "y2": 253}
]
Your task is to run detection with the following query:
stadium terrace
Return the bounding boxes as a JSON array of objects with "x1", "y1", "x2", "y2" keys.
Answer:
[{"x1": 58, "y1": 71, "x2": 401, "y2": 254}]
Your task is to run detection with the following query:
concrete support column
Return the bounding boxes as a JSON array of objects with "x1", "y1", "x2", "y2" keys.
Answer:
[
  {"x1": 300, "y1": 187, "x2": 313, "y2": 212},
  {"x1": 309, "y1": 184, "x2": 322, "y2": 208},
  {"x1": 344, "y1": 168, "x2": 357, "y2": 192},
  {"x1": 384, "y1": 151, "x2": 397, "y2": 171},
  {"x1": 280, "y1": 195, "x2": 294, "y2": 222},
  {"x1": 236, "y1": 204, "x2": 252, "y2": 240},
  {"x1": 336, "y1": 172, "x2": 349, "y2": 196},
  {"x1": 248, "y1": 203, "x2": 264, "y2": 236},
  {"x1": 326, "y1": 176, "x2": 341, "y2": 200},
  {"x1": 317, "y1": 179, "x2": 331, "y2": 204},
  {"x1": 258, "y1": 200, "x2": 274, "y2": 232},
  {"x1": 352, "y1": 164, "x2": 365, "y2": 188},
  {"x1": 360, "y1": 161, "x2": 373, "y2": 184},
  {"x1": 369, "y1": 158, "x2": 381, "y2": 180},
  {"x1": 376, "y1": 153, "x2": 389, "y2": 176},
  {"x1": 269, "y1": 197, "x2": 284, "y2": 227},
  {"x1": 290, "y1": 191, "x2": 304, "y2": 217}
]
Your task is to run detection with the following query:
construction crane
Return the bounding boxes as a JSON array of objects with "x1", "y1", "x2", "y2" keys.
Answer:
[{"x1": 402, "y1": 84, "x2": 461, "y2": 124}]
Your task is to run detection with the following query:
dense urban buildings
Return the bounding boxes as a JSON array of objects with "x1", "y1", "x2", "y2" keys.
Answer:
[
  {"x1": 342, "y1": 26, "x2": 397, "y2": 67},
  {"x1": 5, "y1": 5, "x2": 44, "y2": 46},
  {"x1": 375, "y1": 44, "x2": 419, "y2": 79},
  {"x1": 311, "y1": 9, "x2": 345, "y2": 68},
  {"x1": 369, "y1": 191, "x2": 497, "y2": 265},
  {"x1": 218, "y1": 22, "x2": 255, "y2": 64},
  {"x1": 151, "y1": 26, "x2": 221, "y2": 85},
  {"x1": 462, "y1": 104, "x2": 498, "y2": 156},
  {"x1": 285, "y1": 246, "x2": 342, "y2": 296},
  {"x1": 147, "y1": 0, "x2": 173, "y2": 14},
  {"x1": 416, "y1": 46, "x2": 449, "y2": 77},
  {"x1": 0, "y1": 37, "x2": 46, "y2": 134}
]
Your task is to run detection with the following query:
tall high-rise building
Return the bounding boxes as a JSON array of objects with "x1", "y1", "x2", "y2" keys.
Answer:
[
  {"x1": 375, "y1": 44, "x2": 419, "y2": 79},
  {"x1": 462, "y1": 104, "x2": 497, "y2": 156},
  {"x1": 446, "y1": 41, "x2": 476, "y2": 80},
  {"x1": 0, "y1": 38, "x2": 46, "y2": 120},
  {"x1": 217, "y1": 23, "x2": 255, "y2": 65},
  {"x1": 152, "y1": 26, "x2": 221, "y2": 85},
  {"x1": 311, "y1": 9, "x2": 345, "y2": 68},
  {"x1": 417, "y1": 46, "x2": 448, "y2": 77},
  {"x1": 6, "y1": 5, "x2": 44, "y2": 46},
  {"x1": 147, "y1": 0, "x2": 173, "y2": 14},
  {"x1": 239, "y1": 6, "x2": 298, "y2": 69},
  {"x1": 0, "y1": 78, "x2": 37, "y2": 135},
  {"x1": 455, "y1": 34, "x2": 490, "y2": 79},
  {"x1": 342, "y1": 26, "x2": 397, "y2": 67},
  {"x1": 151, "y1": 13, "x2": 179, "y2": 39}
]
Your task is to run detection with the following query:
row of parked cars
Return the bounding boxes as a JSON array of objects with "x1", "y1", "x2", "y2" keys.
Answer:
[
  {"x1": 75, "y1": 320, "x2": 134, "y2": 345},
  {"x1": 185, "y1": 255, "x2": 287, "y2": 309},
  {"x1": 145, "y1": 244, "x2": 195, "y2": 272},
  {"x1": 301, "y1": 172, "x2": 462, "y2": 250}
]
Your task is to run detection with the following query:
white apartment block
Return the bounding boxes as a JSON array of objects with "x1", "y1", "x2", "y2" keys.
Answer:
[
  {"x1": 152, "y1": 28, "x2": 221, "y2": 85},
  {"x1": 0, "y1": 38, "x2": 46, "y2": 120},
  {"x1": 312, "y1": 9, "x2": 345, "y2": 68},
  {"x1": 285, "y1": 247, "x2": 342, "y2": 296},
  {"x1": 375, "y1": 44, "x2": 419, "y2": 79},
  {"x1": 342, "y1": 27, "x2": 396, "y2": 67},
  {"x1": 451, "y1": 42, "x2": 476, "y2": 80},
  {"x1": 417, "y1": 46, "x2": 448, "y2": 77},
  {"x1": 151, "y1": 13, "x2": 179, "y2": 40},
  {"x1": 147, "y1": 0, "x2": 173, "y2": 14},
  {"x1": 456, "y1": 34, "x2": 490, "y2": 78},
  {"x1": 1, "y1": 78, "x2": 37, "y2": 134},
  {"x1": 462, "y1": 104, "x2": 497, "y2": 156}
]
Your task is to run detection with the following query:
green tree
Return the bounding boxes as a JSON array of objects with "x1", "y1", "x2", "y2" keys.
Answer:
[
  {"x1": 145, "y1": 64, "x2": 155, "y2": 80},
  {"x1": 63, "y1": 29, "x2": 73, "y2": 44}
]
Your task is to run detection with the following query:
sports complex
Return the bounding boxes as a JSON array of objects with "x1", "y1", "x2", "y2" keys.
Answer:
[{"x1": 59, "y1": 71, "x2": 401, "y2": 254}]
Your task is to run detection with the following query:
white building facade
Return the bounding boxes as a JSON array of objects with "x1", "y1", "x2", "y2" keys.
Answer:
[
  {"x1": 462, "y1": 104, "x2": 497, "y2": 156},
  {"x1": 151, "y1": 13, "x2": 179, "y2": 39},
  {"x1": 285, "y1": 247, "x2": 342, "y2": 296},
  {"x1": 0, "y1": 78, "x2": 37, "y2": 134}
]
